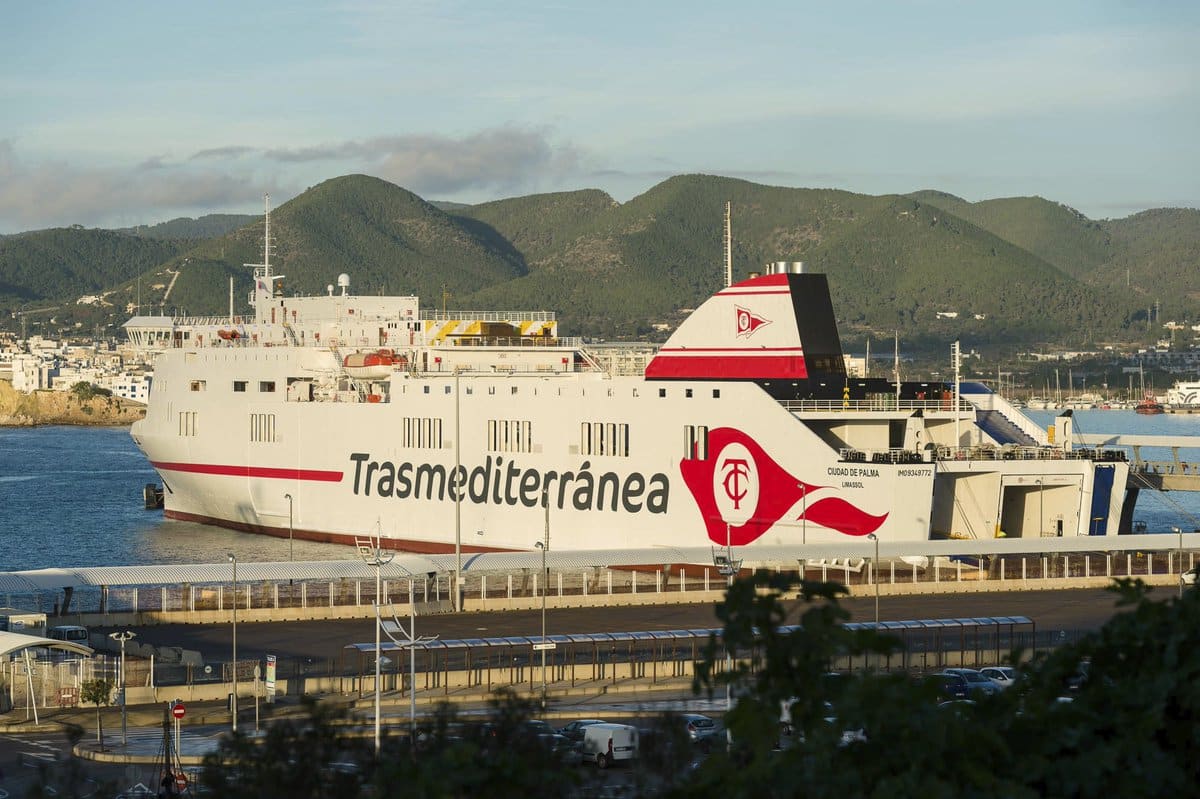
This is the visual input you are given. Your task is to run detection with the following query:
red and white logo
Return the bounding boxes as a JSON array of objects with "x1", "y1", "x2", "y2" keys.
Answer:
[
  {"x1": 714, "y1": 443, "x2": 758, "y2": 526},
  {"x1": 735, "y1": 306, "x2": 771, "y2": 338},
  {"x1": 680, "y1": 428, "x2": 888, "y2": 546}
]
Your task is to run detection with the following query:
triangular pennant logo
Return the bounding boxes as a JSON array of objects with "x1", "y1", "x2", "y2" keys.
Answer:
[{"x1": 735, "y1": 306, "x2": 770, "y2": 337}]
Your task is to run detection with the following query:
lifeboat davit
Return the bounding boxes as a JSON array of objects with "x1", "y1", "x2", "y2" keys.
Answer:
[{"x1": 343, "y1": 349, "x2": 406, "y2": 379}]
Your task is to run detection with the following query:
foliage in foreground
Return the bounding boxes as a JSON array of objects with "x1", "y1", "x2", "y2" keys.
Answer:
[
  {"x1": 198, "y1": 577, "x2": 1200, "y2": 797},
  {"x1": 682, "y1": 574, "x2": 1200, "y2": 799}
]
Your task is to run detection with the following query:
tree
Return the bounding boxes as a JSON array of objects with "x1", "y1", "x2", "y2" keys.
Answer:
[
  {"x1": 674, "y1": 574, "x2": 1200, "y2": 798},
  {"x1": 80, "y1": 678, "x2": 114, "y2": 749}
]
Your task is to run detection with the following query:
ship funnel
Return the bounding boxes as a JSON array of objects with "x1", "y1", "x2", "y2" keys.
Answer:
[{"x1": 766, "y1": 261, "x2": 805, "y2": 275}]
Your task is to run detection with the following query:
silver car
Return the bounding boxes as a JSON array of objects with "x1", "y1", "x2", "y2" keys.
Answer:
[{"x1": 980, "y1": 666, "x2": 1016, "y2": 689}]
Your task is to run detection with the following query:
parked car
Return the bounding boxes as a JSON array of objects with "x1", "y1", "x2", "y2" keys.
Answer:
[
  {"x1": 980, "y1": 666, "x2": 1016, "y2": 689},
  {"x1": 557, "y1": 719, "x2": 607, "y2": 742},
  {"x1": 538, "y1": 733, "x2": 583, "y2": 766},
  {"x1": 680, "y1": 713, "x2": 720, "y2": 743},
  {"x1": 1182, "y1": 566, "x2": 1198, "y2": 586},
  {"x1": 933, "y1": 672, "x2": 970, "y2": 701},
  {"x1": 941, "y1": 668, "x2": 1002, "y2": 696}
]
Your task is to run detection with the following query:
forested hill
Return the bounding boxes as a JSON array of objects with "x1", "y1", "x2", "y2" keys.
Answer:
[
  {"x1": 118, "y1": 214, "x2": 258, "y2": 240},
  {"x1": 0, "y1": 228, "x2": 186, "y2": 303},
  {"x1": 2, "y1": 174, "x2": 1196, "y2": 352}
]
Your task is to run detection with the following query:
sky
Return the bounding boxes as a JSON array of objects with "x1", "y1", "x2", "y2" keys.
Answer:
[{"x1": 1, "y1": 1, "x2": 1197, "y2": 233}]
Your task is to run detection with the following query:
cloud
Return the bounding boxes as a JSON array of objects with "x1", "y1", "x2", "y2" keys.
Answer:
[
  {"x1": 0, "y1": 127, "x2": 587, "y2": 232},
  {"x1": 258, "y1": 128, "x2": 582, "y2": 195},
  {"x1": 190, "y1": 146, "x2": 257, "y2": 161},
  {"x1": 0, "y1": 140, "x2": 267, "y2": 232}
]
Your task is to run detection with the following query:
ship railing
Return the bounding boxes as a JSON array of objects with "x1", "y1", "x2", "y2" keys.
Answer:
[
  {"x1": 781, "y1": 398, "x2": 973, "y2": 413},
  {"x1": 838, "y1": 445, "x2": 1128, "y2": 464},
  {"x1": 839, "y1": 448, "x2": 928, "y2": 465},
  {"x1": 934, "y1": 445, "x2": 1127, "y2": 462},
  {"x1": 440, "y1": 335, "x2": 579, "y2": 348},
  {"x1": 420, "y1": 310, "x2": 557, "y2": 322}
]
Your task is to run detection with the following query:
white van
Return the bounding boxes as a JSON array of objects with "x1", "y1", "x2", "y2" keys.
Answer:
[
  {"x1": 47, "y1": 625, "x2": 89, "y2": 644},
  {"x1": 581, "y1": 723, "x2": 638, "y2": 769}
]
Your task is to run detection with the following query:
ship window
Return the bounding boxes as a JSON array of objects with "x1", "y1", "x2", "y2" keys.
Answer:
[
  {"x1": 250, "y1": 413, "x2": 276, "y2": 443},
  {"x1": 511, "y1": 386, "x2": 518, "y2": 395},
  {"x1": 190, "y1": 380, "x2": 206, "y2": 392},
  {"x1": 233, "y1": 381, "x2": 247, "y2": 393},
  {"x1": 580, "y1": 421, "x2": 630, "y2": 457},
  {"x1": 259, "y1": 381, "x2": 276, "y2": 392},
  {"x1": 659, "y1": 388, "x2": 667, "y2": 398},
  {"x1": 423, "y1": 386, "x2": 430, "y2": 394},
  {"x1": 178, "y1": 411, "x2": 198, "y2": 437},
  {"x1": 685, "y1": 388, "x2": 693, "y2": 398},
  {"x1": 488, "y1": 419, "x2": 533, "y2": 453},
  {"x1": 713, "y1": 389, "x2": 720, "y2": 398},
  {"x1": 683, "y1": 425, "x2": 709, "y2": 460},
  {"x1": 445, "y1": 386, "x2": 451, "y2": 394}
]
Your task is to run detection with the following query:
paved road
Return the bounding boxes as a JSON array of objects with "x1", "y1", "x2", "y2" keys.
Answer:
[{"x1": 91, "y1": 587, "x2": 1134, "y2": 665}]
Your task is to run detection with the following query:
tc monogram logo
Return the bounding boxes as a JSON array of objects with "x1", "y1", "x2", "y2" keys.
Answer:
[
  {"x1": 713, "y1": 442, "x2": 757, "y2": 526},
  {"x1": 722, "y1": 458, "x2": 750, "y2": 509}
]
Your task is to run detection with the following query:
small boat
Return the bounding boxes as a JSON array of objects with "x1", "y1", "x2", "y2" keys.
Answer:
[{"x1": 1135, "y1": 392, "x2": 1164, "y2": 415}]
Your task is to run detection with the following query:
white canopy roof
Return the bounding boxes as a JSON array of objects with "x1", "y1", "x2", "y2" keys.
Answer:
[{"x1": 0, "y1": 630, "x2": 93, "y2": 658}]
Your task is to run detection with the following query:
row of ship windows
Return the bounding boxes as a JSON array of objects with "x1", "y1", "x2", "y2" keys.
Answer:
[
  {"x1": 177, "y1": 412, "x2": 635, "y2": 456},
  {"x1": 189, "y1": 378, "x2": 722, "y2": 400}
]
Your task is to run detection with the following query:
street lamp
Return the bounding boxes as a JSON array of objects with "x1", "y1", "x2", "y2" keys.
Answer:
[
  {"x1": 108, "y1": 630, "x2": 136, "y2": 746},
  {"x1": 284, "y1": 493, "x2": 294, "y2": 562},
  {"x1": 1036, "y1": 478, "x2": 1045, "y2": 536},
  {"x1": 454, "y1": 368, "x2": 462, "y2": 613},
  {"x1": 357, "y1": 529, "x2": 394, "y2": 757},
  {"x1": 228, "y1": 553, "x2": 237, "y2": 733},
  {"x1": 1176, "y1": 527, "x2": 1184, "y2": 599},
  {"x1": 535, "y1": 487, "x2": 550, "y2": 711},
  {"x1": 866, "y1": 533, "x2": 879, "y2": 628}
]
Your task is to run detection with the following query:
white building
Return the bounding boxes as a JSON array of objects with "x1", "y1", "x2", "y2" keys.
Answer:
[{"x1": 11, "y1": 354, "x2": 56, "y2": 392}]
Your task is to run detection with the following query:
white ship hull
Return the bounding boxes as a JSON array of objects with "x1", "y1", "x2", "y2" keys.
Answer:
[{"x1": 127, "y1": 209, "x2": 1131, "y2": 557}]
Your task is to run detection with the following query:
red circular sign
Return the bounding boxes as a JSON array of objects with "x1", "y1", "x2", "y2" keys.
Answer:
[
  {"x1": 175, "y1": 773, "x2": 188, "y2": 791},
  {"x1": 172, "y1": 702, "x2": 186, "y2": 719}
]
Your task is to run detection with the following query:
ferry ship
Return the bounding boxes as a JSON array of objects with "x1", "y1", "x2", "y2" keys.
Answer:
[{"x1": 127, "y1": 201, "x2": 1133, "y2": 555}]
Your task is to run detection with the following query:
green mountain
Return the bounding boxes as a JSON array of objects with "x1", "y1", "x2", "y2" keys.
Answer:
[
  {"x1": 3, "y1": 173, "x2": 1196, "y2": 351},
  {"x1": 0, "y1": 228, "x2": 186, "y2": 304},
  {"x1": 119, "y1": 214, "x2": 258, "y2": 240}
]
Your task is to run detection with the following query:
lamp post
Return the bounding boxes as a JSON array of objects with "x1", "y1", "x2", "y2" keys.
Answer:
[
  {"x1": 866, "y1": 533, "x2": 879, "y2": 628},
  {"x1": 1176, "y1": 527, "x2": 1184, "y2": 599},
  {"x1": 535, "y1": 487, "x2": 550, "y2": 711},
  {"x1": 227, "y1": 553, "x2": 237, "y2": 733},
  {"x1": 1036, "y1": 479, "x2": 1045, "y2": 536},
  {"x1": 357, "y1": 530, "x2": 394, "y2": 757},
  {"x1": 284, "y1": 493, "x2": 294, "y2": 562},
  {"x1": 108, "y1": 631, "x2": 136, "y2": 746},
  {"x1": 454, "y1": 368, "x2": 462, "y2": 613},
  {"x1": 800, "y1": 484, "x2": 808, "y2": 545}
]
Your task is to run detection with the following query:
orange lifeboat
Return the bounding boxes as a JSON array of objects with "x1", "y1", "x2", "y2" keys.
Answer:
[
  {"x1": 217, "y1": 329, "x2": 240, "y2": 340},
  {"x1": 343, "y1": 350, "x2": 405, "y2": 379}
]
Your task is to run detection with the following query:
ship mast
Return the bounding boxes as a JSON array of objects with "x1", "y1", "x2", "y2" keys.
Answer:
[
  {"x1": 245, "y1": 194, "x2": 283, "y2": 322},
  {"x1": 723, "y1": 201, "x2": 732, "y2": 289}
]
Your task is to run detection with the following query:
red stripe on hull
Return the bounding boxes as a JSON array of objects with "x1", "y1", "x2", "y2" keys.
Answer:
[
  {"x1": 153, "y1": 461, "x2": 343, "y2": 482},
  {"x1": 163, "y1": 509, "x2": 519, "y2": 554},
  {"x1": 645, "y1": 354, "x2": 809, "y2": 380}
]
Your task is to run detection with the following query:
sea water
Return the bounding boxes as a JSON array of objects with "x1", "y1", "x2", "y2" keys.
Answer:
[
  {"x1": 0, "y1": 425, "x2": 347, "y2": 571},
  {"x1": 0, "y1": 414, "x2": 1197, "y2": 572}
]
